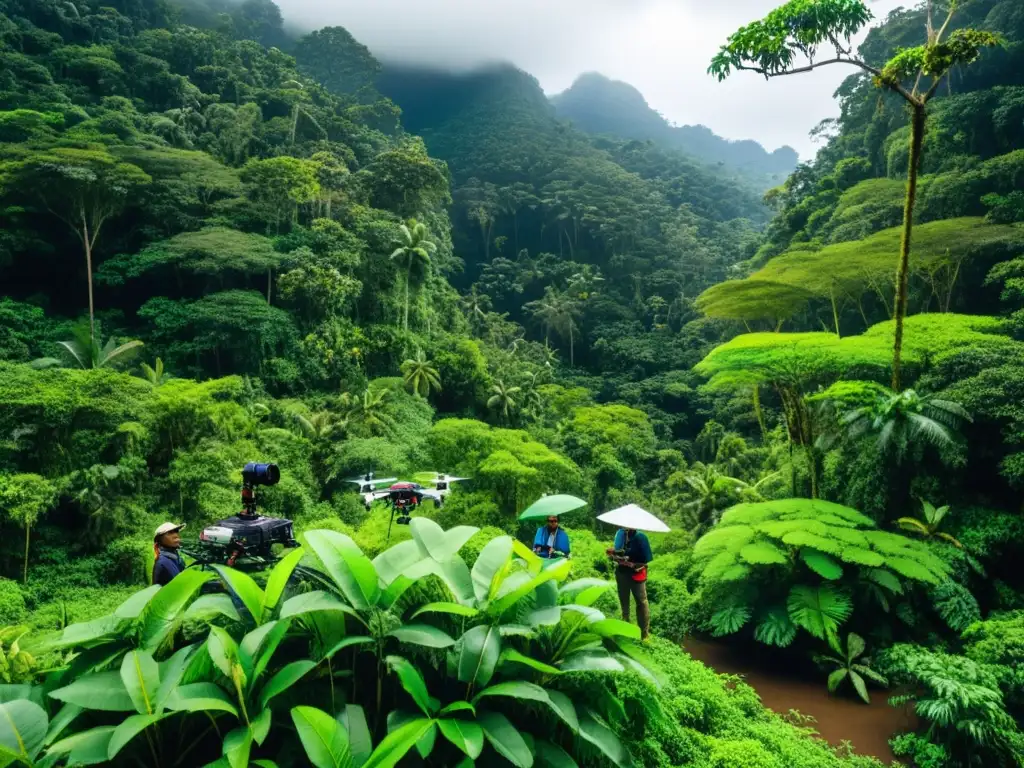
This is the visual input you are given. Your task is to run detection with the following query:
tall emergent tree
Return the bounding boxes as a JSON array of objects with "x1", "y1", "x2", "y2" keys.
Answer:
[
  {"x1": 709, "y1": 0, "x2": 999, "y2": 389},
  {"x1": 0, "y1": 145, "x2": 151, "y2": 345},
  {"x1": 390, "y1": 218, "x2": 437, "y2": 332}
]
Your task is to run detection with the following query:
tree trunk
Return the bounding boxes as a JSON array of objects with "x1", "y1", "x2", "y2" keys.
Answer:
[
  {"x1": 82, "y1": 216, "x2": 95, "y2": 345},
  {"x1": 753, "y1": 384, "x2": 768, "y2": 442},
  {"x1": 404, "y1": 262, "x2": 412, "y2": 332},
  {"x1": 892, "y1": 103, "x2": 926, "y2": 391},
  {"x1": 266, "y1": 268, "x2": 272, "y2": 305},
  {"x1": 23, "y1": 525, "x2": 29, "y2": 584},
  {"x1": 569, "y1": 324, "x2": 574, "y2": 367}
]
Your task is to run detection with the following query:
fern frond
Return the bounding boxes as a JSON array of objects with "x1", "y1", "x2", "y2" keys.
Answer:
[
  {"x1": 754, "y1": 607, "x2": 797, "y2": 647},
  {"x1": 787, "y1": 585, "x2": 852, "y2": 642},
  {"x1": 709, "y1": 604, "x2": 752, "y2": 636},
  {"x1": 801, "y1": 549, "x2": 844, "y2": 580},
  {"x1": 739, "y1": 542, "x2": 789, "y2": 565}
]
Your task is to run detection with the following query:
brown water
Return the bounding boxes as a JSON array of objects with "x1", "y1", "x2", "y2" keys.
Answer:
[{"x1": 683, "y1": 636, "x2": 916, "y2": 763}]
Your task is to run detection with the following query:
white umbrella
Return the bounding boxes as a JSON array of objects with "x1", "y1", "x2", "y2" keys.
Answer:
[{"x1": 597, "y1": 504, "x2": 670, "y2": 533}]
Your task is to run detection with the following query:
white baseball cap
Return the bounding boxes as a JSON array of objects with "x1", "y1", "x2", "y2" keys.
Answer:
[{"x1": 154, "y1": 522, "x2": 186, "y2": 539}]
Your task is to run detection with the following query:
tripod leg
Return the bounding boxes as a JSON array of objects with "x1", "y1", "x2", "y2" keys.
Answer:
[{"x1": 387, "y1": 507, "x2": 395, "y2": 545}]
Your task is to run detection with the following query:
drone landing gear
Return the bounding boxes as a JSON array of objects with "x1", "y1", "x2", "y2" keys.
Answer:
[{"x1": 386, "y1": 503, "x2": 414, "y2": 544}]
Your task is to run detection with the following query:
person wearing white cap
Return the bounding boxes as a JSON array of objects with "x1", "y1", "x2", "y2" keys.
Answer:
[{"x1": 152, "y1": 522, "x2": 186, "y2": 586}]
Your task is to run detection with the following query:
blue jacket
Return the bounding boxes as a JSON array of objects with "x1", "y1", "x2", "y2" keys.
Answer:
[
  {"x1": 153, "y1": 548, "x2": 184, "y2": 586},
  {"x1": 614, "y1": 530, "x2": 652, "y2": 566},
  {"x1": 533, "y1": 526, "x2": 570, "y2": 558}
]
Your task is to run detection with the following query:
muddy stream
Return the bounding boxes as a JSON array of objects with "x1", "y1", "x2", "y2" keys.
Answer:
[{"x1": 683, "y1": 637, "x2": 917, "y2": 763}]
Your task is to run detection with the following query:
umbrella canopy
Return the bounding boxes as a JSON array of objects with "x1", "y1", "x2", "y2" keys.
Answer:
[
  {"x1": 519, "y1": 494, "x2": 587, "y2": 521},
  {"x1": 597, "y1": 504, "x2": 670, "y2": 533}
]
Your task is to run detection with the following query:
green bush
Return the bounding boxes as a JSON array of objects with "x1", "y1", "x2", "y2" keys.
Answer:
[
  {"x1": 103, "y1": 535, "x2": 152, "y2": 585},
  {"x1": 0, "y1": 579, "x2": 26, "y2": 625},
  {"x1": 710, "y1": 738, "x2": 782, "y2": 768}
]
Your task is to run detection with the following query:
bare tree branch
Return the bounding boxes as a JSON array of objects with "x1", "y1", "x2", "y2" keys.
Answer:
[{"x1": 735, "y1": 58, "x2": 918, "y2": 104}]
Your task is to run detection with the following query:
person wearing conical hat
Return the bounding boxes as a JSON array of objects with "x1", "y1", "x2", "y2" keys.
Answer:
[{"x1": 152, "y1": 522, "x2": 186, "y2": 586}]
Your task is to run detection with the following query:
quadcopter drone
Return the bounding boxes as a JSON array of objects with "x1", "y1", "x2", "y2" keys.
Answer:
[{"x1": 345, "y1": 471, "x2": 469, "y2": 541}]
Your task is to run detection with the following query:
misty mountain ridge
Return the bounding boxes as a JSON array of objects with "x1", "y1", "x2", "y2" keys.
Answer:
[{"x1": 551, "y1": 72, "x2": 799, "y2": 181}]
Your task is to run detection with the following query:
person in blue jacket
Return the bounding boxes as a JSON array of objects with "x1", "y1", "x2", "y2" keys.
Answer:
[
  {"x1": 607, "y1": 528, "x2": 653, "y2": 640},
  {"x1": 533, "y1": 516, "x2": 570, "y2": 559},
  {"x1": 152, "y1": 522, "x2": 186, "y2": 586}
]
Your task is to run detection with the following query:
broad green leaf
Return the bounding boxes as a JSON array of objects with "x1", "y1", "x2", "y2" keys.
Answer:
[
  {"x1": 338, "y1": 704, "x2": 371, "y2": 766},
  {"x1": 559, "y1": 651, "x2": 624, "y2": 674},
  {"x1": 44, "y1": 616, "x2": 120, "y2": 651},
  {"x1": 846, "y1": 632, "x2": 866, "y2": 661},
  {"x1": 211, "y1": 565, "x2": 265, "y2": 625},
  {"x1": 262, "y1": 547, "x2": 306, "y2": 621},
  {"x1": 408, "y1": 517, "x2": 447, "y2": 559},
  {"x1": 248, "y1": 621, "x2": 291, "y2": 683},
  {"x1": 478, "y1": 711, "x2": 532, "y2": 768},
  {"x1": 386, "y1": 656, "x2": 433, "y2": 716},
  {"x1": 438, "y1": 701, "x2": 475, "y2": 716},
  {"x1": 579, "y1": 711, "x2": 630, "y2": 768},
  {"x1": 438, "y1": 718, "x2": 484, "y2": 760},
  {"x1": 113, "y1": 585, "x2": 161, "y2": 619},
  {"x1": 185, "y1": 593, "x2": 241, "y2": 623},
  {"x1": 827, "y1": 668, "x2": 848, "y2": 693},
  {"x1": 0, "y1": 686, "x2": 41, "y2": 707},
  {"x1": 410, "y1": 602, "x2": 479, "y2": 620},
  {"x1": 140, "y1": 569, "x2": 213, "y2": 651},
  {"x1": 801, "y1": 550, "x2": 844, "y2": 580},
  {"x1": 45, "y1": 726, "x2": 115, "y2": 766},
  {"x1": 490, "y1": 558, "x2": 570, "y2": 616},
  {"x1": 403, "y1": 557, "x2": 474, "y2": 605},
  {"x1": 292, "y1": 706, "x2": 352, "y2": 768},
  {"x1": 207, "y1": 626, "x2": 241, "y2": 680},
  {"x1": 107, "y1": 713, "x2": 166, "y2": 760},
  {"x1": 43, "y1": 703, "x2": 82, "y2": 747},
  {"x1": 50, "y1": 672, "x2": 135, "y2": 712},
  {"x1": 372, "y1": 541, "x2": 424, "y2": 587},
  {"x1": 471, "y1": 537, "x2": 513, "y2": 603},
  {"x1": 251, "y1": 707, "x2": 272, "y2": 746},
  {"x1": 305, "y1": 531, "x2": 380, "y2": 610},
  {"x1": 535, "y1": 740, "x2": 578, "y2": 767},
  {"x1": 223, "y1": 726, "x2": 252, "y2": 768},
  {"x1": 441, "y1": 526, "x2": 480, "y2": 560},
  {"x1": 545, "y1": 690, "x2": 579, "y2": 733},
  {"x1": 165, "y1": 683, "x2": 238, "y2": 716},
  {"x1": 511, "y1": 539, "x2": 543, "y2": 575},
  {"x1": 456, "y1": 625, "x2": 500, "y2": 688},
  {"x1": 323, "y1": 636, "x2": 374, "y2": 660},
  {"x1": 498, "y1": 648, "x2": 561, "y2": 676},
  {"x1": 280, "y1": 591, "x2": 359, "y2": 621},
  {"x1": 258, "y1": 660, "x2": 317, "y2": 708},
  {"x1": 849, "y1": 670, "x2": 870, "y2": 703},
  {"x1": 386, "y1": 624, "x2": 455, "y2": 649},
  {"x1": 0, "y1": 699, "x2": 47, "y2": 763},
  {"x1": 588, "y1": 619, "x2": 641, "y2": 641},
  {"x1": 121, "y1": 650, "x2": 160, "y2": 715},
  {"x1": 362, "y1": 718, "x2": 434, "y2": 768}
]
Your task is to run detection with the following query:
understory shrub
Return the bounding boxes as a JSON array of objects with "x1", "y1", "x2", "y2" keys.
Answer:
[{"x1": 0, "y1": 579, "x2": 26, "y2": 625}]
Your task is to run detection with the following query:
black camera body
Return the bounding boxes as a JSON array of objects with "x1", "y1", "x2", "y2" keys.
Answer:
[{"x1": 188, "y1": 462, "x2": 297, "y2": 569}]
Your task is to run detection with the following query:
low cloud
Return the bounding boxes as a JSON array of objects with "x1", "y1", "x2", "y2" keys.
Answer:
[{"x1": 275, "y1": 0, "x2": 909, "y2": 159}]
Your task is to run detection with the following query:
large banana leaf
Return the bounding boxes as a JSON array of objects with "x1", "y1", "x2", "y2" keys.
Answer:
[
  {"x1": 291, "y1": 706, "x2": 353, "y2": 768},
  {"x1": 45, "y1": 726, "x2": 116, "y2": 766},
  {"x1": 262, "y1": 547, "x2": 306, "y2": 621},
  {"x1": 120, "y1": 650, "x2": 160, "y2": 715},
  {"x1": 386, "y1": 656, "x2": 433, "y2": 717},
  {"x1": 50, "y1": 672, "x2": 135, "y2": 712},
  {"x1": 478, "y1": 710, "x2": 532, "y2": 768},
  {"x1": 362, "y1": 717, "x2": 434, "y2": 768},
  {"x1": 140, "y1": 569, "x2": 213, "y2": 651},
  {"x1": 258, "y1": 660, "x2": 316, "y2": 708},
  {"x1": 164, "y1": 683, "x2": 238, "y2": 716},
  {"x1": 386, "y1": 625, "x2": 455, "y2": 649},
  {"x1": 455, "y1": 625, "x2": 501, "y2": 688},
  {"x1": 211, "y1": 565, "x2": 265, "y2": 624},
  {"x1": 337, "y1": 704, "x2": 372, "y2": 766},
  {"x1": 437, "y1": 718, "x2": 484, "y2": 760},
  {"x1": 107, "y1": 713, "x2": 168, "y2": 760},
  {"x1": 489, "y1": 559, "x2": 571, "y2": 616},
  {"x1": 471, "y1": 537, "x2": 513, "y2": 604},
  {"x1": 0, "y1": 699, "x2": 47, "y2": 765},
  {"x1": 305, "y1": 531, "x2": 380, "y2": 611},
  {"x1": 578, "y1": 710, "x2": 631, "y2": 768}
]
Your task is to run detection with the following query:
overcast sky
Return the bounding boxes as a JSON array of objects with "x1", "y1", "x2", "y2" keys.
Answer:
[{"x1": 275, "y1": 0, "x2": 911, "y2": 160}]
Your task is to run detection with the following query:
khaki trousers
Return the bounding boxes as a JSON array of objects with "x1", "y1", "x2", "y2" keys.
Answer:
[{"x1": 616, "y1": 568, "x2": 650, "y2": 639}]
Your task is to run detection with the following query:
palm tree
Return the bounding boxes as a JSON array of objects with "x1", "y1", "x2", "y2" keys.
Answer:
[
  {"x1": 31, "y1": 321, "x2": 143, "y2": 370},
  {"x1": 525, "y1": 286, "x2": 582, "y2": 365},
  {"x1": 293, "y1": 410, "x2": 344, "y2": 441},
  {"x1": 340, "y1": 387, "x2": 397, "y2": 438},
  {"x1": 461, "y1": 286, "x2": 491, "y2": 337},
  {"x1": 898, "y1": 498, "x2": 963, "y2": 548},
  {"x1": 401, "y1": 351, "x2": 441, "y2": 398},
  {"x1": 139, "y1": 357, "x2": 171, "y2": 386},
  {"x1": 390, "y1": 218, "x2": 437, "y2": 332},
  {"x1": 841, "y1": 388, "x2": 972, "y2": 462},
  {"x1": 676, "y1": 463, "x2": 780, "y2": 532},
  {"x1": 488, "y1": 380, "x2": 521, "y2": 423}
]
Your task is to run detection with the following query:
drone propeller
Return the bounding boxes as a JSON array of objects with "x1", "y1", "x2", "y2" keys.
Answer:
[{"x1": 346, "y1": 476, "x2": 397, "y2": 486}]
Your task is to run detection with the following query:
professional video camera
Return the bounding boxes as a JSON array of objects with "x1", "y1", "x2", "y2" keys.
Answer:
[{"x1": 184, "y1": 462, "x2": 298, "y2": 570}]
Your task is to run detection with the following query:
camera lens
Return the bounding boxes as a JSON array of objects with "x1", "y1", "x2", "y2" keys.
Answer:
[{"x1": 243, "y1": 462, "x2": 280, "y2": 486}]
